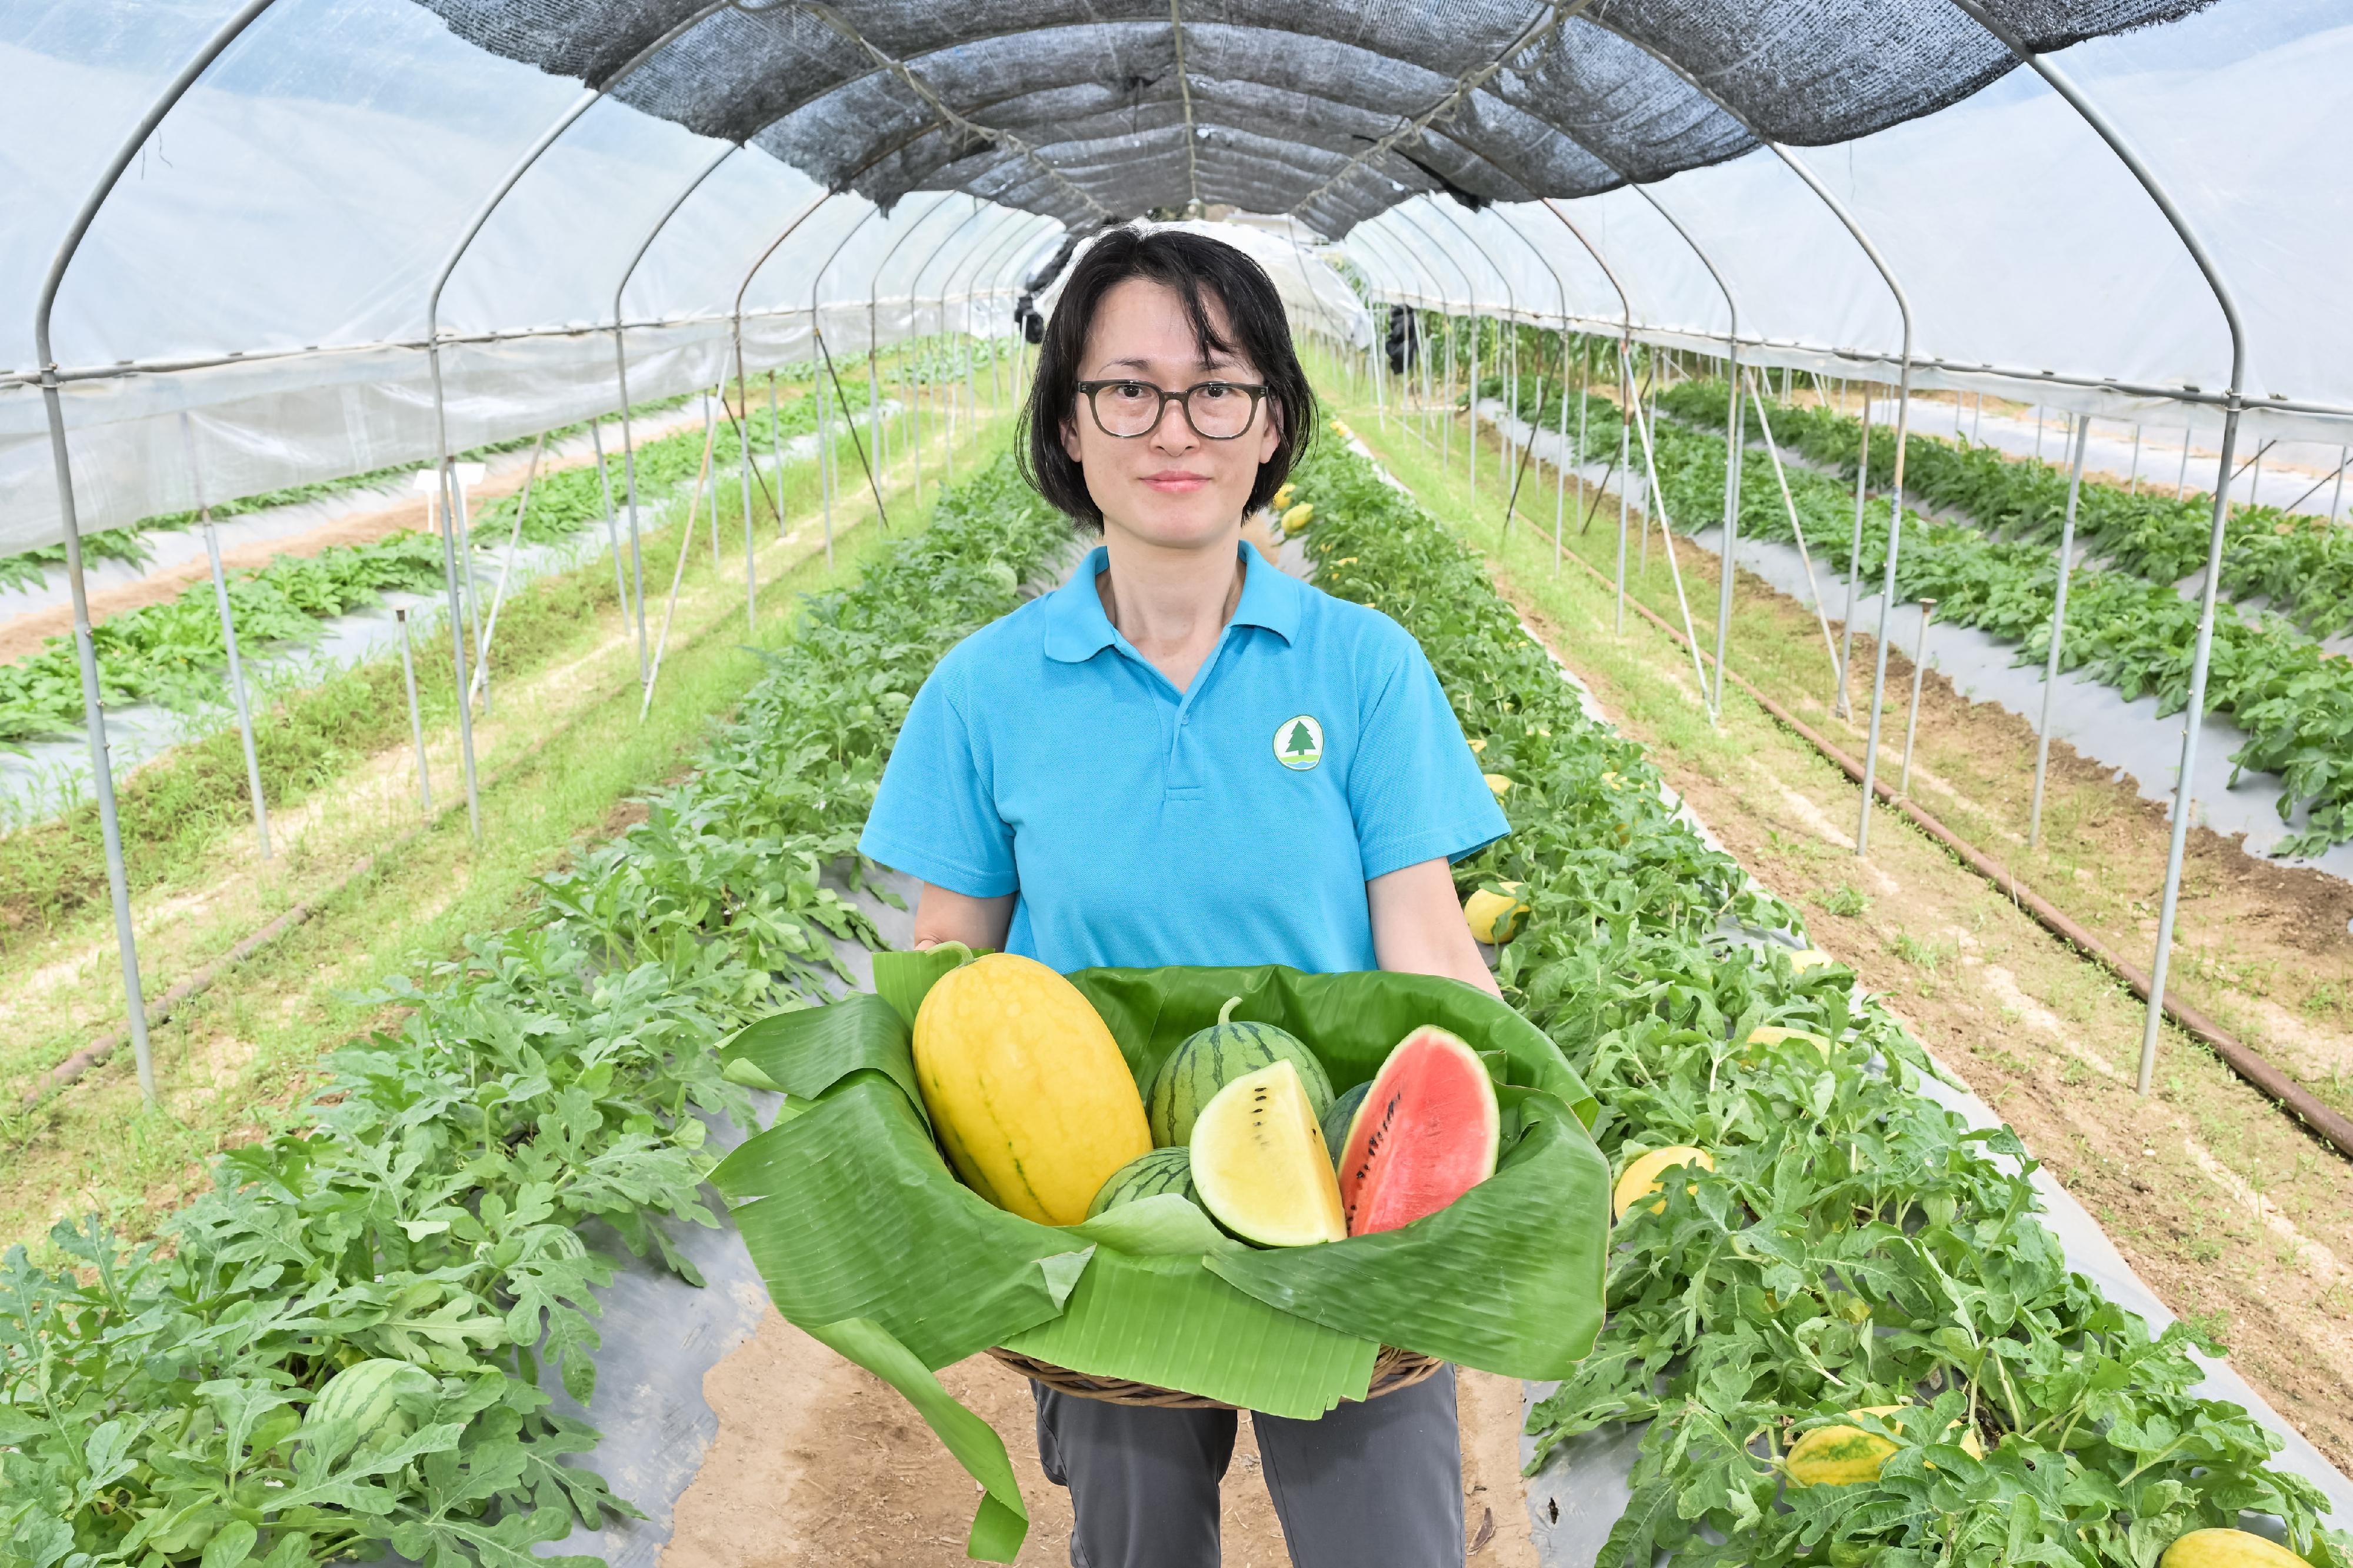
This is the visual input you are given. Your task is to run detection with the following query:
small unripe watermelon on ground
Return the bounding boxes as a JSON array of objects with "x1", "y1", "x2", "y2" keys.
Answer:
[
  {"x1": 1149, "y1": 997, "x2": 1334, "y2": 1147},
  {"x1": 1332, "y1": 1026, "x2": 1500, "y2": 1236},
  {"x1": 1086, "y1": 1147, "x2": 1199, "y2": 1218},
  {"x1": 2161, "y1": 1530, "x2": 2311, "y2": 1568},
  {"x1": 306, "y1": 1358, "x2": 438, "y2": 1444},
  {"x1": 1320, "y1": 1081, "x2": 1369, "y2": 1172}
]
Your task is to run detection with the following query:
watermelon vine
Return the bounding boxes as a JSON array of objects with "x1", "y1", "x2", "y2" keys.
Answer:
[
  {"x1": 1288, "y1": 435, "x2": 2351, "y2": 1568},
  {"x1": 0, "y1": 455, "x2": 1070, "y2": 1568}
]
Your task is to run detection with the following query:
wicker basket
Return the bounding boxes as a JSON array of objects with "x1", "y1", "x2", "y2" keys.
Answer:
[{"x1": 986, "y1": 1345, "x2": 1443, "y2": 1409}]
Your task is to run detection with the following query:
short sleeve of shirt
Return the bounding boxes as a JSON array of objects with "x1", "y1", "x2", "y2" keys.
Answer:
[
  {"x1": 858, "y1": 660, "x2": 1019, "y2": 898},
  {"x1": 1347, "y1": 630, "x2": 1511, "y2": 880}
]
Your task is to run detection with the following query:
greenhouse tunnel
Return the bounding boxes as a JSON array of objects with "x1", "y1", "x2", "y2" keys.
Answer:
[{"x1": 6, "y1": 0, "x2": 2353, "y2": 1563}]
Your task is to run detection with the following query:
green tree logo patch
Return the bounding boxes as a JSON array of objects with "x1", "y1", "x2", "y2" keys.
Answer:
[{"x1": 1273, "y1": 713, "x2": 1324, "y2": 770}]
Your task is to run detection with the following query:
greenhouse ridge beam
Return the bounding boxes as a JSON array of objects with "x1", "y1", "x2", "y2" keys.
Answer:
[
  {"x1": 29, "y1": 0, "x2": 289, "y2": 1107},
  {"x1": 1288, "y1": 0, "x2": 1597, "y2": 222},
  {"x1": 1944, "y1": 0, "x2": 2252, "y2": 1100}
]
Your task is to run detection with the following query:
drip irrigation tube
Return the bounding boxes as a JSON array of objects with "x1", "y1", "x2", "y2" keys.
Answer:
[{"x1": 1544, "y1": 508, "x2": 2353, "y2": 1165}]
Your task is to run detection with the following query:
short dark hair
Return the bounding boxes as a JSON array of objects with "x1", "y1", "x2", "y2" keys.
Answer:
[{"x1": 1017, "y1": 225, "x2": 1316, "y2": 531}]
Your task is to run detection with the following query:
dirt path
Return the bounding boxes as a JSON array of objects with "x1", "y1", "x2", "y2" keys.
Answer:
[
  {"x1": 1498, "y1": 574, "x2": 2353, "y2": 1475},
  {"x1": 664, "y1": 1310, "x2": 1538, "y2": 1567}
]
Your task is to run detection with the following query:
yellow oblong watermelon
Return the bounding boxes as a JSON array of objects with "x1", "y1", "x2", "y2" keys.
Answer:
[{"x1": 912, "y1": 953, "x2": 1152, "y2": 1226}]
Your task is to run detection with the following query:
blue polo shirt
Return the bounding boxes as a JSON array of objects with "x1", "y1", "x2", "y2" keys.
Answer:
[{"x1": 858, "y1": 542, "x2": 1508, "y2": 975}]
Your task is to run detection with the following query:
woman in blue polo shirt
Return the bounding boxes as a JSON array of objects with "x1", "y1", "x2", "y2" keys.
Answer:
[{"x1": 861, "y1": 225, "x2": 1506, "y2": 1568}]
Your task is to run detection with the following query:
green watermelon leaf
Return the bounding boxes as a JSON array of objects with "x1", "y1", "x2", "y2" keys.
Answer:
[
  {"x1": 873, "y1": 943, "x2": 987, "y2": 1027},
  {"x1": 719, "y1": 995, "x2": 926, "y2": 1125}
]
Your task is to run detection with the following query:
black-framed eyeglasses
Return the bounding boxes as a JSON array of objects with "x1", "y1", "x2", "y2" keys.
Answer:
[{"x1": 1075, "y1": 379, "x2": 1269, "y2": 440}]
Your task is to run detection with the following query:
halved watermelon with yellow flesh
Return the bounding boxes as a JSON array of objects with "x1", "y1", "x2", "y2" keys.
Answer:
[
  {"x1": 1189, "y1": 1060, "x2": 1346, "y2": 1247},
  {"x1": 1336, "y1": 1026, "x2": 1501, "y2": 1236}
]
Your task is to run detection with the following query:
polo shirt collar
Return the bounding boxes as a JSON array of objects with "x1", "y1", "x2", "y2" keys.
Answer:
[{"x1": 1041, "y1": 541, "x2": 1303, "y2": 664}]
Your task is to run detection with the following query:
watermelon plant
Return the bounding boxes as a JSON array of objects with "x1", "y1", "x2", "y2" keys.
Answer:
[
  {"x1": 1288, "y1": 436, "x2": 2352, "y2": 1568},
  {"x1": 0, "y1": 452, "x2": 1073, "y2": 1568},
  {"x1": 0, "y1": 382, "x2": 829, "y2": 749},
  {"x1": 1480, "y1": 366, "x2": 2353, "y2": 853}
]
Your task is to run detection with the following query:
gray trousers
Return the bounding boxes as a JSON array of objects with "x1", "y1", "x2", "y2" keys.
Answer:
[{"x1": 1030, "y1": 1366, "x2": 1464, "y2": 1568}]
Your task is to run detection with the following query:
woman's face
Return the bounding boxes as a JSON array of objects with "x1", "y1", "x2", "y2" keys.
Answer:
[{"x1": 1061, "y1": 276, "x2": 1283, "y2": 551}]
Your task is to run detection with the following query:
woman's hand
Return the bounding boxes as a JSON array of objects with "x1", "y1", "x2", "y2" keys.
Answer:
[
  {"x1": 910, "y1": 882, "x2": 1016, "y2": 953},
  {"x1": 1368, "y1": 858, "x2": 1503, "y2": 997}
]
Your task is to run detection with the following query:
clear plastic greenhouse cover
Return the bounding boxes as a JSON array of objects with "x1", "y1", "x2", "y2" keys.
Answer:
[{"x1": 5, "y1": 0, "x2": 2348, "y2": 554}]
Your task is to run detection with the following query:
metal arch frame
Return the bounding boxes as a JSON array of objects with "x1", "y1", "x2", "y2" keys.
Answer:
[
  {"x1": 1367, "y1": 211, "x2": 1471, "y2": 457},
  {"x1": 1385, "y1": 203, "x2": 1485, "y2": 486},
  {"x1": 1621, "y1": 184, "x2": 1745, "y2": 717},
  {"x1": 1402, "y1": 200, "x2": 1515, "y2": 494},
  {"x1": 936, "y1": 212, "x2": 1048, "y2": 423},
  {"x1": 728, "y1": 188, "x2": 842, "y2": 541},
  {"x1": 422, "y1": 2, "x2": 735, "y2": 840},
  {"x1": 1346, "y1": 223, "x2": 1449, "y2": 448},
  {"x1": 1600, "y1": 29, "x2": 1921, "y2": 856},
  {"x1": 612, "y1": 141, "x2": 746, "y2": 688},
  {"x1": 1535, "y1": 201, "x2": 1712, "y2": 703},
  {"x1": 1384, "y1": 206, "x2": 1483, "y2": 462},
  {"x1": 864, "y1": 192, "x2": 969, "y2": 499},
  {"x1": 894, "y1": 196, "x2": 995, "y2": 480},
  {"x1": 931, "y1": 208, "x2": 1043, "y2": 442},
  {"x1": 1532, "y1": 202, "x2": 1635, "y2": 620},
  {"x1": 1943, "y1": 0, "x2": 2251, "y2": 1097},
  {"x1": 805, "y1": 202, "x2": 891, "y2": 533},
  {"x1": 978, "y1": 222, "x2": 1067, "y2": 415},
  {"x1": 32, "y1": 0, "x2": 284, "y2": 1106},
  {"x1": 1479, "y1": 206, "x2": 1579, "y2": 567}
]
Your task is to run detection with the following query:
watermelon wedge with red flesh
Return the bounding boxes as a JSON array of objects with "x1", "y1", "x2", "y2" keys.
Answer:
[{"x1": 1336, "y1": 1026, "x2": 1501, "y2": 1236}]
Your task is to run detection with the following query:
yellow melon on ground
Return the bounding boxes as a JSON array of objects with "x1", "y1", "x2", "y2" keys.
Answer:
[
  {"x1": 1484, "y1": 772, "x2": 1514, "y2": 797},
  {"x1": 1742, "y1": 1025, "x2": 1834, "y2": 1061},
  {"x1": 1787, "y1": 1406, "x2": 1985, "y2": 1487},
  {"x1": 1788, "y1": 948, "x2": 1837, "y2": 973},
  {"x1": 1464, "y1": 883, "x2": 1531, "y2": 944},
  {"x1": 2161, "y1": 1530, "x2": 2311, "y2": 1568},
  {"x1": 1612, "y1": 1146, "x2": 1715, "y2": 1220},
  {"x1": 912, "y1": 953, "x2": 1152, "y2": 1225}
]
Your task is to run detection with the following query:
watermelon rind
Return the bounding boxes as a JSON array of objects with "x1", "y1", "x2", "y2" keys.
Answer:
[
  {"x1": 1086, "y1": 1146, "x2": 1199, "y2": 1218},
  {"x1": 1320, "y1": 1082, "x2": 1369, "y2": 1173},
  {"x1": 1148, "y1": 997, "x2": 1335, "y2": 1147},
  {"x1": 1337, "y1": 1026, "x2": 1501, "y2": 1236}
]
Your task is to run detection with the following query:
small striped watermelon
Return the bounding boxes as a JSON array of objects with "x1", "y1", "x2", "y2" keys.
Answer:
[
  {"x1": 306, "y1": 1357, "x2": 437, "y2": 1444},
  {"x1": 1148, "y1": 997, "x2": 1334, "y2": 1147},
  {"x1": 1086, "y1": 1147, "x2": 1199, "y2": 1217},
  {"x1": 1321, "y1": 1081, "x2": 1369, "y2": 1172}
]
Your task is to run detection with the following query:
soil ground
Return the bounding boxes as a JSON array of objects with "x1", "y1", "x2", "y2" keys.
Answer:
[
  {"x1": 1337, "y1": 390, "x2": 2353, "y2": 1476},
  {"x1": 662, "y1": 1311, "x2": 1539, "y2": 1567}
]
